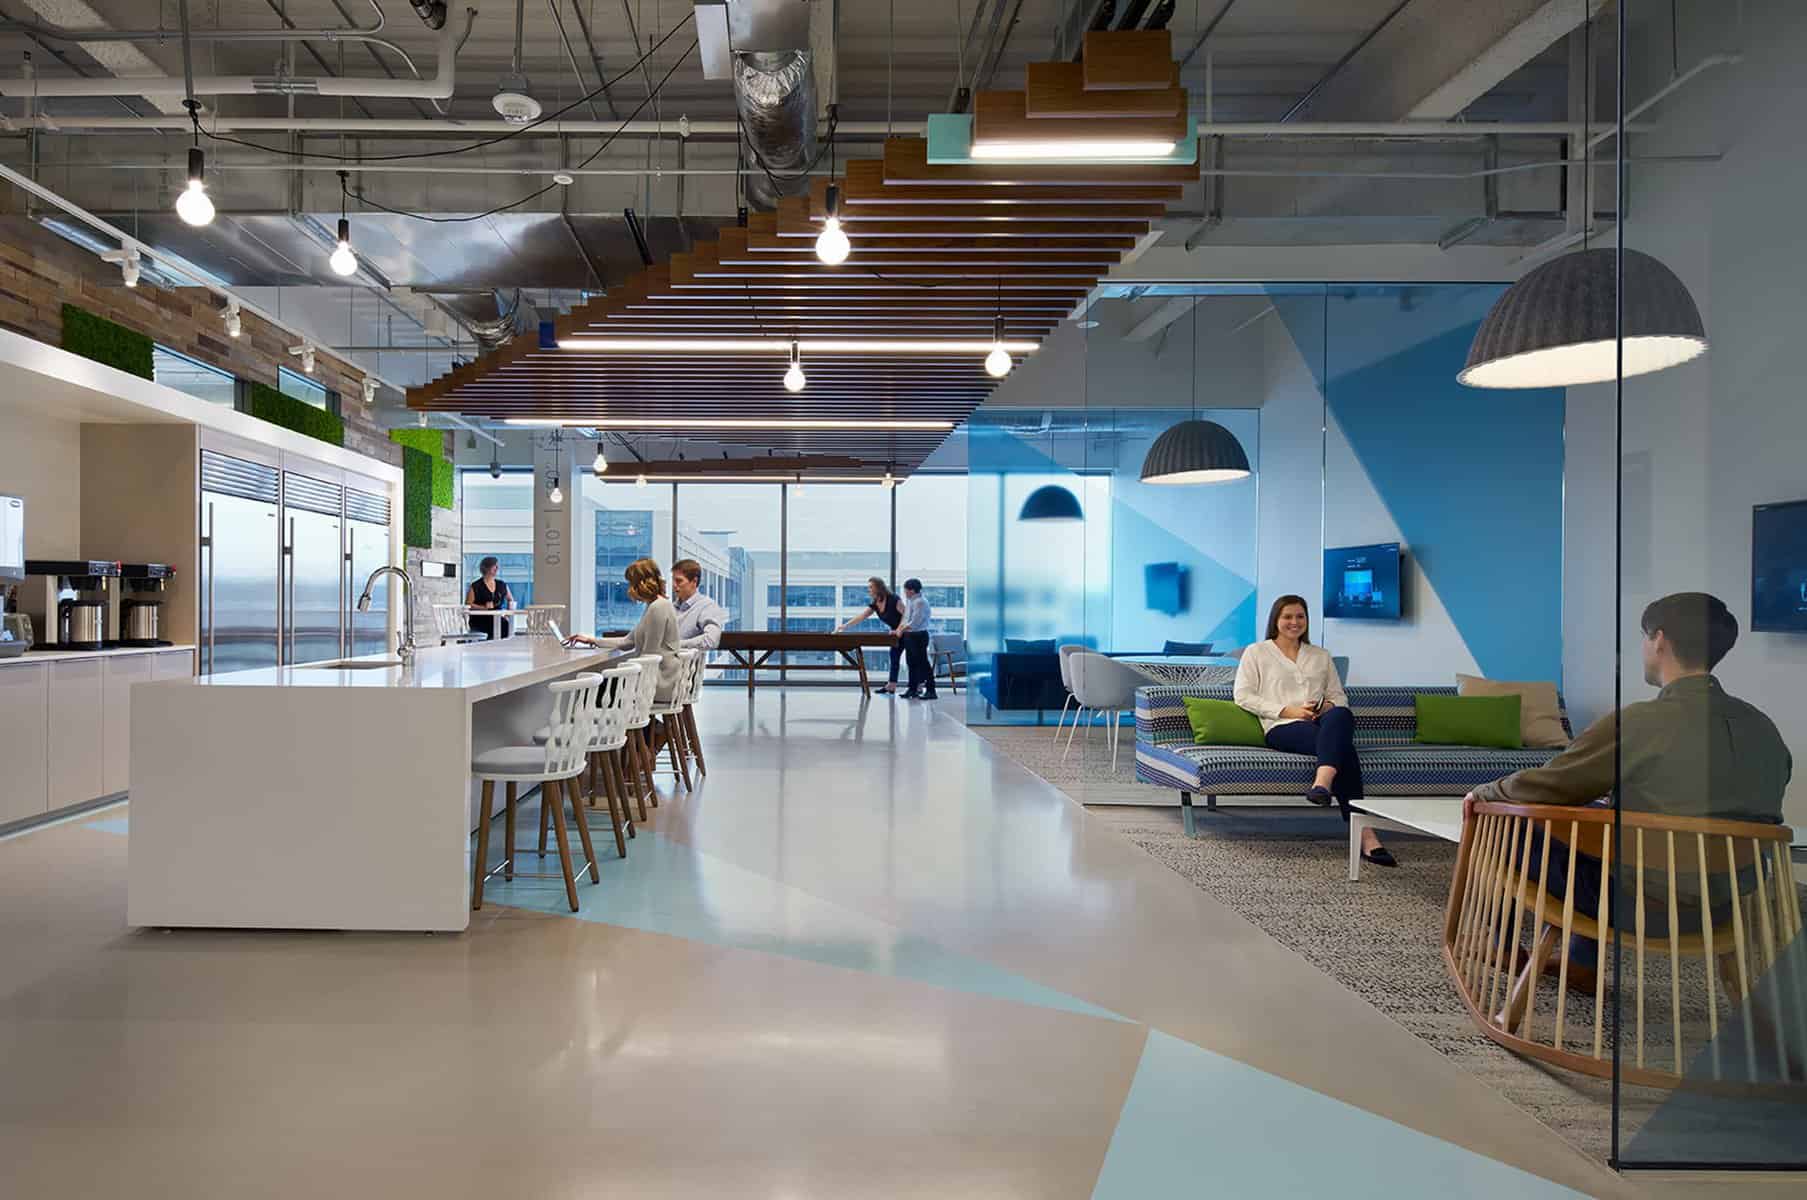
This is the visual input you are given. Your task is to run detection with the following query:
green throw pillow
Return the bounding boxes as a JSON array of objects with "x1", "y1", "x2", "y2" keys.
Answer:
[
  {"x1": 1415, "y1": 694, "x2": 1523, "y2": 749},
  {"x1": 1182, "y1": 697, "x2": 1267, "y2": 747}
]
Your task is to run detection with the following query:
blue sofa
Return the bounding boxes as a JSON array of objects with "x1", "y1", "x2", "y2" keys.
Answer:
[{"x1": 1134, "y1": 683, "x2": 1573, "y2": 836}]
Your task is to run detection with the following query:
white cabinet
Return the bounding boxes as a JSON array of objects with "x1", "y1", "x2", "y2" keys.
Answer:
[
  {"x1": 48, "y1": 658, "x2": 104, "y2": 810},
  {"x1": 0, "y1": 663, "x2": 48, "y2": 824},
  {"x1": 103, "y1": 653, "x2": 156, "y2": 796},
  {"x1": 154, "y1": 649, "x2": 194, "y2": 680}
]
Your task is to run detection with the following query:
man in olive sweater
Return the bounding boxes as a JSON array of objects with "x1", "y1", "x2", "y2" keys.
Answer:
[{"x1": 1465, "y1": 592, "x2": 1792, "y2": 992}]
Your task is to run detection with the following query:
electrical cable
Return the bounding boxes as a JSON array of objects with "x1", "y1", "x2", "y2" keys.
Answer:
[
  {"x1": 192, "y1": 12, "x2": 694, "y2": 165},
  {"x1": 344, "y1": 36, "x2": 697, "y2": 223}
]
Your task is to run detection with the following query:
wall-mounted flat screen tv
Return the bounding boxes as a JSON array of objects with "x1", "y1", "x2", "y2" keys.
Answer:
[
  {"x1": 1752, "y1": 499, "x2": 1807, "y2": 633},
  {"x1": 1323, "y1": 542, "x2": 1403, "y2": 621}
]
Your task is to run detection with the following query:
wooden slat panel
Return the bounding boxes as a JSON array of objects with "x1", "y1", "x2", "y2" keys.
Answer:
[
  {"x1": 972, "y1": 90, "x2": 1188, "y2": 148},
  {"x1": 1026, "y1": 62, "x2": 1181, "y2": 117},
  {"x1": 1082, "y1": 29, "x2": 1174, "y2": 90}
]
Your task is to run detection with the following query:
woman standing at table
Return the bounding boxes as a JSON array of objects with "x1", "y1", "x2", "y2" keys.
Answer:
[
  {"x1": 565, "y1": 558, "x2": 681, "y2": 703},
  {"x1": 466, "y1": 556, "x2": 515, "y2": 640},
  {"x1": 835, "y1": 577, "x2": 906, "y2": 694}
]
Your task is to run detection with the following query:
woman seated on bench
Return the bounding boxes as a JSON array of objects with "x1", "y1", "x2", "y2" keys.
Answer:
[{"x1": 1234, "y1": 594, "x2": 1394, "y2": 868}]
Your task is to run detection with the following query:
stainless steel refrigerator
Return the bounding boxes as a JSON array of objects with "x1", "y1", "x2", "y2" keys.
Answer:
[{"x1": 199, "y1": 452, "x2": 395, "y2": 676}]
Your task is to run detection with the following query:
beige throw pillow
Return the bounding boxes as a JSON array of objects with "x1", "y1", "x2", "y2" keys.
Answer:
[{"x1": 1455, "y1": 674, "x2": 1571, "y2": 748}]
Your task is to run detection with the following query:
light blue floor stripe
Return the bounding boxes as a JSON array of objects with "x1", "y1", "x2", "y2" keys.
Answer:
[
  {"x1": 1091, "y1": 1031, "x2": 1589, "y2": 1199},
  {"x1": 86, "y1": 818, "x2": 130, "y2": 836},
  {"x1": 487, "y1": 829, "x2": 1124, "y2": 1022}
]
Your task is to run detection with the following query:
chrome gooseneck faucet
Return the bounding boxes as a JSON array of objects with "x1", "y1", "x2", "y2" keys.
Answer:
[{"x1": 357, "y1": 565, "x2": 418, "y2": 665}]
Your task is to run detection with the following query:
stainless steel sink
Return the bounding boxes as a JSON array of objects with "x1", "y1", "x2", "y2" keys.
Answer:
[{"x1": 303, "y1": 659, "x2": 404, "y2": 670}]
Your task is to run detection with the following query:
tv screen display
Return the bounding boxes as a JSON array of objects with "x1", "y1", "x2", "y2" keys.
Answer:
[
  {"x1": 1752, "y1": 499, "x2": 1807, "y2": 633},
  {"x1": 1323, "y1": 542, "x2": 1402, "y2": 621}
]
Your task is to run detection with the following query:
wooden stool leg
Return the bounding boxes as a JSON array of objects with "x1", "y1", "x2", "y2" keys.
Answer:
[
  {"x1": 504, "y1": 782, "x2": 517, "y2": 880},
  {"x1": 665, "y1": 718, "x2": 691, "y2": 791},
  {"x1": 537, "y1": 782, "x2": 550, "y2": 856},
  {"x1": 609, "y1": 751, "x2": 637, "y2": 840},
  {"x1": 670, "y1": 713, "x2": 695, "y2": 792},
  {"x1": 635, "y1": 728, "x2": 659, "y2": 809},
  {"x1": 601, "y1": 750, "x2": 630, "y2": 856},
  {"x1": 472, "y1": 779, "x2": 495, "y2": 910},
  {"x1": 628, "y1": 737, "x2": 650, "y2": 822},
  {"x1": 568, "y1": 775, "x2": 600, "y2": 884},
  {"x1": 683, "y1": 705, "x2": 707, "y2": 775},
  {"x1": 546, "y1": 779, "x2": 580, "y2": 911}
]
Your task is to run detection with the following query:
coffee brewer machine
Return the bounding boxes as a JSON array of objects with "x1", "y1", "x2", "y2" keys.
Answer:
[
  {"x1": 21, "y1": 560, "x2": 120, "y2": 651},
  {"x1": 116, "y1": 563, "x2": 175, "y2": 647}
]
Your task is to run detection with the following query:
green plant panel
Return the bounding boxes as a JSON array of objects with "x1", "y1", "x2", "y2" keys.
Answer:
[
  {"x1": 431, "y1": 454, "x2": 455, "y2": 509},
  {"x1": 244, "y1": 381, "x2": 345, "y2": 447},
  {"x1": 61, "y1": 303, "x2": 153, "y2": 380},
  {"x1": 387, "y1": 428, "x2": 446, "y2": 458},
  {"x1": 401, "y1": 446, "x2": 433, "y2": 548}
]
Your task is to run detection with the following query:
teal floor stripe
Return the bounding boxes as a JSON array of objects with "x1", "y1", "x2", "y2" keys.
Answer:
[
  {"x1": 1091, "y1": 1031, "x2": 1589, "y2": 1199},
  {"x1": 487, "y1": 829, "x2": 1125, "y2": 1022}
]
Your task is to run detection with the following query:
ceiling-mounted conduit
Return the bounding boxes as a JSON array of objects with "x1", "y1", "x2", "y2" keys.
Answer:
[{"x1": 0, "y1": 3, "x2": 473, "y2": 100}]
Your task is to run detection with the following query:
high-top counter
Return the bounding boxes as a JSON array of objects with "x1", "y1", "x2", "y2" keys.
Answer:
[{"x1": 127, "y1": 640, "x2": 632, "y2": 933}]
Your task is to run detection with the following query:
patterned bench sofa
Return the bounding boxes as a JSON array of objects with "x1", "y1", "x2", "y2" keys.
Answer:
[{"x1": 1134, "y1": 683, "x2": 1573, "y2": 836}]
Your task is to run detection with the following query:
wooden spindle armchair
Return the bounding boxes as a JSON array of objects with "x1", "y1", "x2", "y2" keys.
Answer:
[{"x1": 1444, "y1": 801, "x2": 1805, "y2": 1089}]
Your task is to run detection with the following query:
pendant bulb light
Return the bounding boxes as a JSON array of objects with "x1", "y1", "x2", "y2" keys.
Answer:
[
  {"x1": 593, "y1": 441, "x2": 608, "y2": 475},
  {"x1": 548, "y1": 471, "x2": 563, "y2": 505},
  {"x1": 815, "y1": 183, "x2": 850, "y2": 266},
  {"x1": 635, "y1": 473, "x2": 648, "y2": 488},
  {"x1": 329, "y1": 217, "x2": 358, "y2": 277},
  {"x1": 1460, "y1": 248, "x2": 1707, "y2": 388},
  {"x1": 175, "y1": 146, "x2": 215, "y2": 227},
  {"x1": 783, "y1": 340, "x2": 807, "y2": 392},
  {"x1": 985, "y1": 314, "x2": 1013, "y2": 378},
  {"x1": 489, "y1": 454, "x2": 503, "y2": 480}
]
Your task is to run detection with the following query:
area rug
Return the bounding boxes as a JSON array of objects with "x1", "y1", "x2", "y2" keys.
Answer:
[{"x1": 971, "y1": 722, "x2": 1749, "y2": 1165}]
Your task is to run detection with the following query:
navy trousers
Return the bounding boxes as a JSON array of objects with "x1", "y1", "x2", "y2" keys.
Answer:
[
  {"x1": 1263, "y1": 706, "x2": 1364, "y2": 820},
  {"x1": 899, "y1": 630, "x2": 934, "y2": 696}
]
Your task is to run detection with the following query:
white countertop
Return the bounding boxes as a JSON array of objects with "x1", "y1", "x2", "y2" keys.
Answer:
[
  {"x1": 0, "y1": 643, "x2": 194, "y2": 666},
  {"x1": 157, "y1": 639, "x2": 631, "y2": 704}
]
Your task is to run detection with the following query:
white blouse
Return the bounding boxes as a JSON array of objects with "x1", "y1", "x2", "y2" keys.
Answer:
[{"x1": 1233, "y1": 640, "x2": 1348, "y2": 735}]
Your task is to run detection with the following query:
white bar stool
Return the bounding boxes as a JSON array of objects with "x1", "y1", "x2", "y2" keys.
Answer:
[
  {"x1": 620, "y1": 653, "x2": 663, "y2": 822},
  {"x1": 471, "y1": 672, "x2": 601, "y2": 913},
  {"x1": 650, "y1": 649, "x2": 705, "y2": 792},
  {"x1": 433, "y1": 603, "x2": 485, "y2": 645},
  {"x1": 518, "y1": 604, "x2": 565, "y2": 638},
  {"x1": 534, "y1": 662, "x2": 640, "y2": 860}
]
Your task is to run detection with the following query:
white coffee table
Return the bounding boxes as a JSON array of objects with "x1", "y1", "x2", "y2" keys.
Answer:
[{"x1": 1349, "y1": 796, "x2": 1465, "y2": 880}]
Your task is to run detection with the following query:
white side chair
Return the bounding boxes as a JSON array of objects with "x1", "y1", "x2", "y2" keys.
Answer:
[
  {"x1": 519, "y1": 604, "x2": 565, "y2": 638},
  {"x1": 471, "y1": 672, "x2": 601, "y2": 913},
  {"x1": 543, "y1": 662, "x2": 640, "y2": 861},
  {"x1": 650, "y1": 649, "x2": 705, "y2": 792},
  {"x1": 620, "y1": 653, "x2": 664, "y2": 822},
  {"x1": 433, "y1": 603, "x2": 484, "y2": 645},
  {"x1": 1054, "y1": 643, "x2": 1087, "y2": 738},
  {"x1": 1063, "y1": 652, "x2": 1146, "y2": 773}
]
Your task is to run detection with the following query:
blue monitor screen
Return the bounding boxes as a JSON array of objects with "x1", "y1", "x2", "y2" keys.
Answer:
[
  {"x1": 1323, "y1": 543, "x2": 1402, "y2": 620},
  {"x1": 1753, "y1": 500, "x2": 1807, "y2": 633}
]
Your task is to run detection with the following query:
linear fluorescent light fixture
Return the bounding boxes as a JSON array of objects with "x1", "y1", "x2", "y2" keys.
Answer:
[
  {"x1": 497, "y1": 417, "x2": 956, "y2": 430},
  {"x1": 926, "y1": 113, "x2": 1197, "y2": 166},
  {"x1": 548, "y1": 336, "x2": 1039, "y2": 354}
]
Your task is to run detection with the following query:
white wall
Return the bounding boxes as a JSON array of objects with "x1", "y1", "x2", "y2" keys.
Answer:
[
  {"x1": 0, "y1": 406, "x2": 81, "y2": 559},
  {"x1": 1564, "y1": 0, "x2": 1807, "y2": 829}
]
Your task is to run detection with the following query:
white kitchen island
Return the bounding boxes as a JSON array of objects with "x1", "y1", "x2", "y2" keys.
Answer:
[{"x1": 127, "y1": 639, "x2": 631, "y2": 933}]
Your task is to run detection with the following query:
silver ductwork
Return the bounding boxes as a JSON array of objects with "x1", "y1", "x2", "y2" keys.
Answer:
[{"x1": 733, "y1": 49, "x2": 818, "y2": 211}]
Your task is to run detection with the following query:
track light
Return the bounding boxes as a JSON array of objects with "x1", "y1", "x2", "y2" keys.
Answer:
[
  {"x1": 175, "y1": 146, "x2": 215, "y2": 227},
  {"x1": 783, "y1": 341, "x2": 806, "y2": 392},
  {"x1": 361, "y1": 377, "x2": 378, "y2": 405},
  {"x1": 329, "y1": 217, "x2": 358, "y2": 277},
  {"x1": 985, "y1": 314, "x2": 1013, "y2": 378},
  {"x1": 592, "y1": 441, "x2": 608, "y2": 475},
  {"x1": 102, "y1": 248, "x2": 141, "y2": 288},
  {"x1": 223, "y1": 297, "x2": 242, "y2": 339},
  {"x1": 289, "y1": 343, "x2": 316, "y2": 373},
  {"x1": 815, "y1": 183, "x2": 850, "y2": 266}
]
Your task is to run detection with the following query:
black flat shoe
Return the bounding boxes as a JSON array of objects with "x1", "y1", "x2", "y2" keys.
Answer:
[
  {"x1": 1305, "y1": 786, "x2": 1333, "y2": 807},
  {"x1": 1361, "y1": 847, "x2": 1398, "y2": 868}
]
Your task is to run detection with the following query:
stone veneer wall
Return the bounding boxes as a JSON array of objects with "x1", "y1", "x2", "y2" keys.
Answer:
[{"x1": 0, "y1": 219, "x2": 462, "y2": 625}]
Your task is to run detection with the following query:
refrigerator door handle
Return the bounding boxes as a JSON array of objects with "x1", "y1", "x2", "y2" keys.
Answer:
[
  {"x1": 202, "y1": 501, "x2": 216, "y2": 675},
  {"x1": 283, "y1": 516, "x2": 295, "y2": 665}
]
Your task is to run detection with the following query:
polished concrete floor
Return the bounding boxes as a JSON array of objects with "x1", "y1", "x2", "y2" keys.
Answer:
[{"x1": 0, "y1": 688, "x2": 1778, "y2": 1197}]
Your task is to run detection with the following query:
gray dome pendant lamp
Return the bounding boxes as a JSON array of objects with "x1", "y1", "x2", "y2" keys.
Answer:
[
  {"x1": 1459, "y1": 247, "x2": 1707, "y2": 388},
  {"x1": 1018, "y1": 417, "x2": 1084, "y2": 523},
  {"x1": 1140, "y1": 305, "x2": 1252, "y2": 485}
]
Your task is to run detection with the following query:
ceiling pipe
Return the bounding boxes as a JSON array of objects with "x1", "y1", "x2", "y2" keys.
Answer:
[
  {"x1": 0, "y1": 5, "x2": 473, "y2": 100},
  {"x1": 0, "y1": 0, "x2": 391, "y2": 43}
]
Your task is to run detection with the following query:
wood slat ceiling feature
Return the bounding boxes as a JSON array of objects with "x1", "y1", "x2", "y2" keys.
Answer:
[
  {"x1": 1025, "y1": 61, "x2": 1182, "y2": 118},
  {"x1": 409, "y1": 32, "x2": 1198, "y2": 471},
  {"x1": 836, "y1": 160, "x2": 1184, "y2": 204},
  {"x1": 1081, "y1": 29, "x2": 1175, "y2": 91},
  {"x1": 971, "y1": 90, "x2": 1190, "y2": 150},
  {"x1": 880, "y1": 136, "x2": 1198, "y2": 187}
]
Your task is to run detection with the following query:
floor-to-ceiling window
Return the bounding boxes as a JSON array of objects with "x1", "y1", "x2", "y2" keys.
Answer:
[
  {"x1": 583, "y1": 478, "x2": 673, "y2": 634},
  {"x1": 786, "y1": 482, "x2": 896, "y2": 681},
  {"x1": 674, "y1": 484, "x2": 782, "y2": 681}
]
